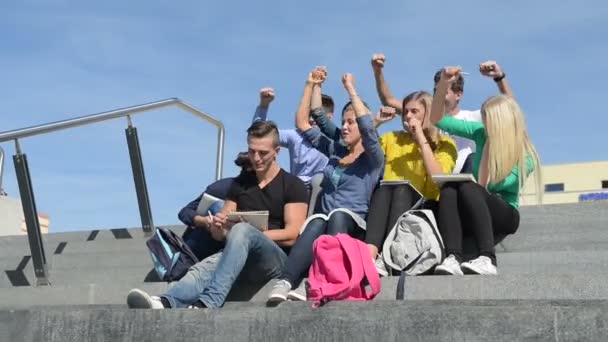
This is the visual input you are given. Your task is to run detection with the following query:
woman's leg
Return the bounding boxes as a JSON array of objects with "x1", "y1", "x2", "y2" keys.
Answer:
[
  {"x1": 326, "y1": 211, "x2": 359, "y2": 236},
  {"x1": 281, "y1": 218, "x2": 327, "y2": 287},
  {"x1": 437, "y1": 182, "x2": 465, "y2": 261},
  {"x1": 364, "y1": 186, "x2": 394, "y2": 257},
  {"x1": 457, "y1": 182, "x2": 520, "y2": 265}
]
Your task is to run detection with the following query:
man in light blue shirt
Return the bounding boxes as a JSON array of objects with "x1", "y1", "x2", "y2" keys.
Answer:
[{"x1": 252, "y1": 87, "x2": 335, "y2": 185}]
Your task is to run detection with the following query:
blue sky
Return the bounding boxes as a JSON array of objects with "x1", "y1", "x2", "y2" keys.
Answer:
[{"x1": 1, "y1": 1, "x2": 607, "y2": 232}]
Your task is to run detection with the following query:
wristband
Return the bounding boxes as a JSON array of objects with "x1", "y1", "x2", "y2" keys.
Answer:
[{"x1": 493, "y1": 72, "x2": 506, "y2": 82}]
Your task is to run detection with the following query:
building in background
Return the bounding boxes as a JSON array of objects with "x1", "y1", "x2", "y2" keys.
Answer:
[
  {"x1": 0, "y1": 196, "x2": 50, "y2": 237},
  {"x1": 521, "y1": 161, "x2": 608, "y2": 206}
]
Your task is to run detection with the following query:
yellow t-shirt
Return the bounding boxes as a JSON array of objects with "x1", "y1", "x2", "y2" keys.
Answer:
[{"x1": 380, "y1": 131, "x2": 458, "y2": 200}]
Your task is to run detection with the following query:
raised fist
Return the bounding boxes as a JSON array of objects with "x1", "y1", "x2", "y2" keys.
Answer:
[
  {"x1": 479, "y1": 61, "x2": 504, "y2": 79},
  {"x1": 259, "y1": 87, "x2": 275, "y2": 106},
  {"x1": 371, "y1": 53, "x2": 386, "y2": 72}
]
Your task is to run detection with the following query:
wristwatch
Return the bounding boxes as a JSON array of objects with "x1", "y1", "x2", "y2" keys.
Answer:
[{"x1": 493, "y1": 72, "x2": 506, "y2": 82}]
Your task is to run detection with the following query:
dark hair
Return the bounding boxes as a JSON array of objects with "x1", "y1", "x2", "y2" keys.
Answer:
[
  {"x1": 234, "y1": 151, "x2": 252, "y2": 171},
  {"x1": 247, "y1": 120, "x2": 280, "y2": 147},
  {"x1": 321, "y1": 94, "x2": 335, "y2": 114},
  {"x1": 341, "y1": 100, "x2": 370, "y2": 116},
  {"x1": 434, "y1": 70, "x2": 464, "y2": 94}
]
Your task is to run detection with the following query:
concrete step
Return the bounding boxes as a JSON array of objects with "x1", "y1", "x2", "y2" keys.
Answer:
[
  {"x1": 2, "y1": 300, "x2": 607, "y2": 342},
  {"x1": 2, "y1": 274, "x2": 608, "y2": 307},
  {"x1": 4, "y1": 249, "x2": 608, "y2": 274}
]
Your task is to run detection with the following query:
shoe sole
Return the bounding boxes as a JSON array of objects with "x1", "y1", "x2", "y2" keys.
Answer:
[
  {"x1": 266, "y1": 293, "x2": 288, "y2": 307},
  {"x1": 127, "y1": 289, "x2": 152, "y2": 309},
  {"x1": 434, "y1": 266, "x2": 463, "y2": 276},
  {"x1": 461, "y1": 264, "x2": 497, "y2": 275},
  {"x1": 287, "y1": 291, "x2": 306, "y2": 301}
]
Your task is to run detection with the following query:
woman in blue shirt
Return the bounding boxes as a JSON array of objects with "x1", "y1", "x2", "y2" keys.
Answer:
[{"x1": 267, "y1": 69, "x2": 384, "y2": 303}]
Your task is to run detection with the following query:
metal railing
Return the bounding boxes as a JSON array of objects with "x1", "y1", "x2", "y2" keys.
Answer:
[
  {"x1": 0, "y1": 146, "x2": 4, "y2": 195},
  {"x1": 0, "y1": 98, "x2": 225, "y2": 285}
]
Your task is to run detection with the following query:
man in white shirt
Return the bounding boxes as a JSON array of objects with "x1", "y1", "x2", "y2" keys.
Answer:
[{"x1": 371, "y1": 53, "x2": 512, "y2": 173}]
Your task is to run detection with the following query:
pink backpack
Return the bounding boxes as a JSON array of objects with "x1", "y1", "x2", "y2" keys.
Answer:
[{"x1": 308, "y1": 234, "x2": 381, "y2": 307}]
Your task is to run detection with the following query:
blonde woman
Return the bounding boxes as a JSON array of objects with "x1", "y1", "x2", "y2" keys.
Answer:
[
  {"x1": 430, "y1": 65, "x2": 542, "y2": 275},
  {"x1": 365, "y1": 91, "x2": 457, "y2": 264}
]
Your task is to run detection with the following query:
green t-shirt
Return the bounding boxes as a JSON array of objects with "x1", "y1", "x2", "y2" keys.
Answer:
[{"x1": 437, "y1": 116, "x2": 535, "y2": 208}]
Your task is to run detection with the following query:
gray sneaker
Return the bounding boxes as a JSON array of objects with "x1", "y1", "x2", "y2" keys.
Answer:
[
  {"x1": 267, "y1": 279, "x2": 292, "y2": 304},
  {"x1": 287, "y1": 281, "x2": 307, "y2": 301},
  {"x1": 461, "y1": 256, "x2": 497, "y2": 275},
  {"x1": 374, "y1": 254, "x2": 389, "y2": 277},
  {"x1": 127, "y1": 288, "x2": 165, "y2": 309},
  {"x1": 434, "y1": 254, "x2": 464, "y2": 275}
]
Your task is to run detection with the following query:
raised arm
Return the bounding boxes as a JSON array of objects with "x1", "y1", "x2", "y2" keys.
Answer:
[
  {"x1": 310, "y1": 67, "x2": 341, "y2": 141},
  {"x1": 342, "y1": 73, "x2": 384, "y2": 168},
  {"x1": 372, "y1": 53, "x2": 403, "y2": 113},
  {"x1": 295, "y1": 75, "x2": 316, "y2": 132},
  {"x1": 430, "y1": 66, "x2": 462, "y2": 125},
  {"x1": 480, "y1": 61, "x2": 514, "y2": 98},
  {"x1": 252, "y1": 87, "x2": 275, "y2": 122}
]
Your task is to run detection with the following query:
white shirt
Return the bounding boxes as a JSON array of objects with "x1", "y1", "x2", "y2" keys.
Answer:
[{"x1": 448, "y1": 109, "x2": 482, "y2": 173}]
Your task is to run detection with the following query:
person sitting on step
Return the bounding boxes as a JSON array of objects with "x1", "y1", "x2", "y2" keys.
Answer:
[
  {"x1": 127, "y1": 120, "x2": 309, "y2": 309},
  {"x1": 267, "y1": 68, "x2": 384, "y2": 304},
  {"x1": 431, "y1": 65, "x2": 542, "y2": 276}
]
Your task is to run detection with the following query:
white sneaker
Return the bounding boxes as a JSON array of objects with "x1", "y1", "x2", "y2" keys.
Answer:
[
  {"x1": 127, "y1": 288, "x2": 165, "y2": 309},
  {"x1": 434, "y1": 254, "x2": 464, "y2": 275},
  {"x1": 287, "y1": 281, "x2": 307, "y2": 301},
  {"x1": 460, "y1": 256, "x2": 497, "y2": 275},
  {"x1": 374, "y1": 255, "x2": 389, "y2": 277},
  {"x1": 267, "y1": 279, "x2": 292, "y2": 304}
]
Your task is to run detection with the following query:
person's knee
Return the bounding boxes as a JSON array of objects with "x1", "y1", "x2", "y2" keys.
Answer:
[
  {"x1": 227, "y1": 222, "x2": 259, "y2": 243},
  {"x1": 327, "y1": 212, "x2": 354, "y2": 235},
  {"x1": 457, "y1": 181, "x2": 480, "y2": 195}
]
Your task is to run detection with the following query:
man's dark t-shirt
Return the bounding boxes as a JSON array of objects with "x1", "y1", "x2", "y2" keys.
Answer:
[{"x1": 226, "y1": 169, "x2": 308, "y2": 230}]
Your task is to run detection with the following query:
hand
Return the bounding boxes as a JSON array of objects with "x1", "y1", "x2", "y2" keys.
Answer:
[
  {"x1": 342, "y1": 73, "x2": 356, "y2": 93},
  {"x1": 208, "y1": 224, "x2": 227, "y2": 241},
  {"x1": 259, "y1": 87, "x2": 275, "y2": 107},
  {"x1": 479, "y1": 61, "x2": 504, "y2": 79},
  {"x1": 374, "y1": 106, "x2": 396, "y2": 125},
  {"x1": 408, "y1": 117, "x2": 425, "y2": 143},
  {"x1": 440, "y1": 66, "x2": 462, "y2": 84},
  {"x1": 213, "y1": 212, "x2": 228, "y2": 230},
  {"x1": 312, "y1": 66, "x2": 327, "y2": 84},
  {"x1": 371, "y1": 53, "x2": 385, "y2": 72}
]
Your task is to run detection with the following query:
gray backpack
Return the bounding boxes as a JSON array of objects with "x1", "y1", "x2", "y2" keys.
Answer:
[{"x1": 381, "y1": 209, "x2": 445, "y2": 276}]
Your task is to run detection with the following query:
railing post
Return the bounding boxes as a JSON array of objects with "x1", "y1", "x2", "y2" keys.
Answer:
[
  {"x1": 13, "y1": 140, "x2": 50, "y2": 285},
  {"x1": 125, "y1": 121, "x2": 154, "y2": 234}
]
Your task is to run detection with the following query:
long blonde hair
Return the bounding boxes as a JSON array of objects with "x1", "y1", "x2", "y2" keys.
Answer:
[
  {"x1": 402, "y1": 91, "x2": 441, "y2": 150},
  {"x1": 482, "y1": 95, "x2": 543, "y2": 203}
]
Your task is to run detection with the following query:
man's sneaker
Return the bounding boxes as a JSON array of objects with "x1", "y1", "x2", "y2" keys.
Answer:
[
  {"x1": 434, "y1": 254, "x2": 464, "y2": 275},
  {"x1": 460, "y1": 256, "x2": 497, "y2": 275},
  {"x1": 374, "y1": 255, "x2": 389, "y2": 277},
  {"x1": 287, "y1": 281, "x2": 307, "y2": 301},
  {"x1": 267, "y1": 279, "x2": 292, "y2": 305},
  {"x1": 127, "y1": 288, "x2": 165, "y2": 309}
]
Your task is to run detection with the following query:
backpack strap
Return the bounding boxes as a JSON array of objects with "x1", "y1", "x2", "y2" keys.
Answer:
[
  {"x1": 336, "y1": 234, "x2": 365, "y2": 297},
  {"x1": 354, "y1": 238, "x2": 381, "y2": 299},
  {"x1": 396, "y1": 271, "x2": 407, "y2": 300}
]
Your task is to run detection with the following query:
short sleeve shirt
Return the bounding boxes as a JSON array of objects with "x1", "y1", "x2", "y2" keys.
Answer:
[{"x1": 226, "y1": 169, "x2": 308, "y2": 230}]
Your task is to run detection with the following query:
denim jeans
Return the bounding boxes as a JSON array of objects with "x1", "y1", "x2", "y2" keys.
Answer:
[
  {"x1": 162, "y1": 222, "x2": 287, "y2": 308},
  {"x1": 282, "y1": 211, "x2": 359, "y2": 287}
]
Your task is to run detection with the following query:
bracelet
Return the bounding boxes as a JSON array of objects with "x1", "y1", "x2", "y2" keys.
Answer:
[
  {"x1": 350, "y1": 93, "x2": 359, "y2": 98},
  {"x1": 493, "y1": 72, "x2": 506, "y2": 82}
]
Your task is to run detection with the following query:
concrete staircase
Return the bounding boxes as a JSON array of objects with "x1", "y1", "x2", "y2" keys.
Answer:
[{"x1": 1, "y1": 201, "x2": 607, "y2": 341}]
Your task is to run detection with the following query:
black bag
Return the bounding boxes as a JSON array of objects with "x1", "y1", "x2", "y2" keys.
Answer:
[{"x1": 146, "y1": 227, "x2": 199, "y2": 282}]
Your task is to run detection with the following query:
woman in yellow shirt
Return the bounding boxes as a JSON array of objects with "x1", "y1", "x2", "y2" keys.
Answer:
[{"x1": 366, "y1": 91, "x2": 457, "y2": 265}]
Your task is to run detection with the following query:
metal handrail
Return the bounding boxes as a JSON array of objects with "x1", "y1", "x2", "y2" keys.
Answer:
[
  {"x1": 0, "y1": 146, "x2": 4, "y2": 194},
  {"x1": 0, "y1": 98, "x2": 225, "y2": 181}
]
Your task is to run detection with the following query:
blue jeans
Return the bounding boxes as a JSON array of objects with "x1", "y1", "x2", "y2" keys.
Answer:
[
  {"x1": 282, "y1": 211, "x2": 359, "y2": 287},
  {"x1": 162, "y1": 222, "x2": 287, "y2": 308}
]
